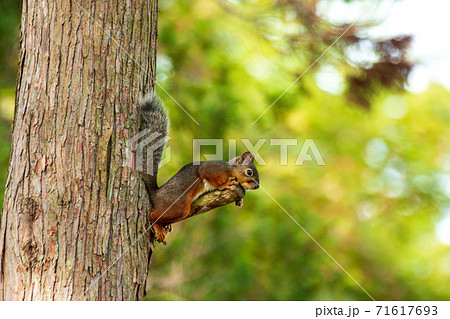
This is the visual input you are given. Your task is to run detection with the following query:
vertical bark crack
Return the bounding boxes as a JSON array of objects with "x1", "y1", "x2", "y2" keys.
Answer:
[{"x1": 105, "y1": 135, "x2": 112, "y2": 197}]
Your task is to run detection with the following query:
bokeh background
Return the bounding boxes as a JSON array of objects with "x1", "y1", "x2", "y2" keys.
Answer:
[{"x1": 1, "y1": 0, "x2": 450, "y2": 300}]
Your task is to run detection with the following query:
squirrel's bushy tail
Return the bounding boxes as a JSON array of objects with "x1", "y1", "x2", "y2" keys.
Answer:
[{"x1": 139, "y1": 92, "x2": 169, "y2": 195}]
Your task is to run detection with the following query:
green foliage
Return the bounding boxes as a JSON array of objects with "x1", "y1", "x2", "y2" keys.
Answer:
[
  {"x1": 0, "y1": 0, "x2": 19, "y2": 207},
  {"x1": 0, "y1": 117, "x2": 11, "y2": 209},
  {"x1": 0, "y1": 89, "x2": 13, "y2": 209},
  {"x1": 145, "y1": 0, "x2": 450, "y2": 300},
  {"x1": 147, "y1": 81, "x2": 450, "y2": 300},
  {"x1": 0, "y1": 0, "x2": 21, "y2": 88}
]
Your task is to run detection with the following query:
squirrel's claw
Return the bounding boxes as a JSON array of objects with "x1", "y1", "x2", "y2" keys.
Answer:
[
  {"x1": 222, "y1": 176, "x2": 240, "y2": 190},
  {"x1": 235, "y1": 199, "x2": 243, "y2": 207},
  {"x1": 154, "y1": 236, "x2": 166, "y2": 245},
  {"x1": 156, "y1": 235, "x2": 167, "y2": 245}
]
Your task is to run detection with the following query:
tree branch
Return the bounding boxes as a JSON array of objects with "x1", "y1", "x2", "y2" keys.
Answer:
[{"x1": 188, "y1": 185, "x2": 246, "y2": 219}]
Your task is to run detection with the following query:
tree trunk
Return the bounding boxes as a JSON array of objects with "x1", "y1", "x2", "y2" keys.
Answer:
[{"x1": 0, "y1": 0, "x2": 158, "y2": 300}]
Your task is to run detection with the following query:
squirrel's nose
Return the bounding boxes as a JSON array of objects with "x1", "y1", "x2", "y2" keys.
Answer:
[{"x1": 255, "y1": 184, "x2": 259, "y2": 189}]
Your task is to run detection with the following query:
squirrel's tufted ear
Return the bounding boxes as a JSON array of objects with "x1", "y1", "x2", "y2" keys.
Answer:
[
  {"x1": 228, "y1": 151, "x2": 255, "y2": 165},
  {"x1": 227, "y1": 156, "x2": 240, "y2": 165},
  {"x1": 239, "y1": 151, "x2": 255, "y2": 165}
]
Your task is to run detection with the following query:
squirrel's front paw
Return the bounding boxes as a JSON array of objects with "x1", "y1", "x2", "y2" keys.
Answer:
[
  {"x1": 222, "y1": 177, "x2": 240, "y2": 190},
  {"x1": 235, "y1": 199, "x2": 243, "y2": 207}
]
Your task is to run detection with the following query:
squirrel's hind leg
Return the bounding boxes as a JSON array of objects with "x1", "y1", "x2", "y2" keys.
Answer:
[{"x1": 153, "y1": 223, "x2": 167, "y2": 245}]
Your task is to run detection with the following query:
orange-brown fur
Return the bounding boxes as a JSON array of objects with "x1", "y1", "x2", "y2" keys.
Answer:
[{"x1": 150, "y1": 152, "x2": 258, "y2": 244}]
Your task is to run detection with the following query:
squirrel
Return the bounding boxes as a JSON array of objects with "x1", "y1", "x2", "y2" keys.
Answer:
[{"x1": 139, "y1": 93, "x2": 260, "y2": 244}]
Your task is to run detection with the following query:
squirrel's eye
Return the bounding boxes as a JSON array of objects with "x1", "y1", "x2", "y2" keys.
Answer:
[{"x1": 245, "y1": 169, "x2": 253, "y2": 176}]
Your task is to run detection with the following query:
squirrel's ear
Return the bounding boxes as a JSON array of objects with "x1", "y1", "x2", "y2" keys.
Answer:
[
  {"x1": 227, "y1": 156, "x2": 240, "y2": 165},
  {"x1": 240, "y1": 151, "x2": 255, "y2": 165}
]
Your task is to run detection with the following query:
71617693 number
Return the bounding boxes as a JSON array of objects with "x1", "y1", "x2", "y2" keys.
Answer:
[{"x1": 376, "y1": 306, "x2": 438, "y2": 316}]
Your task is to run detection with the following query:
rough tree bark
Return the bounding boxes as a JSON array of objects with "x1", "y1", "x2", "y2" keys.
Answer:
[{"x1": 0, "y1": 0, "x2": 159, "y2": 300}]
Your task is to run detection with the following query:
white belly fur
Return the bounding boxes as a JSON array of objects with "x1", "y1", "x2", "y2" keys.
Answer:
[{"x1": 193, "y1": 180, "x2": 217, "y2": 202}]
